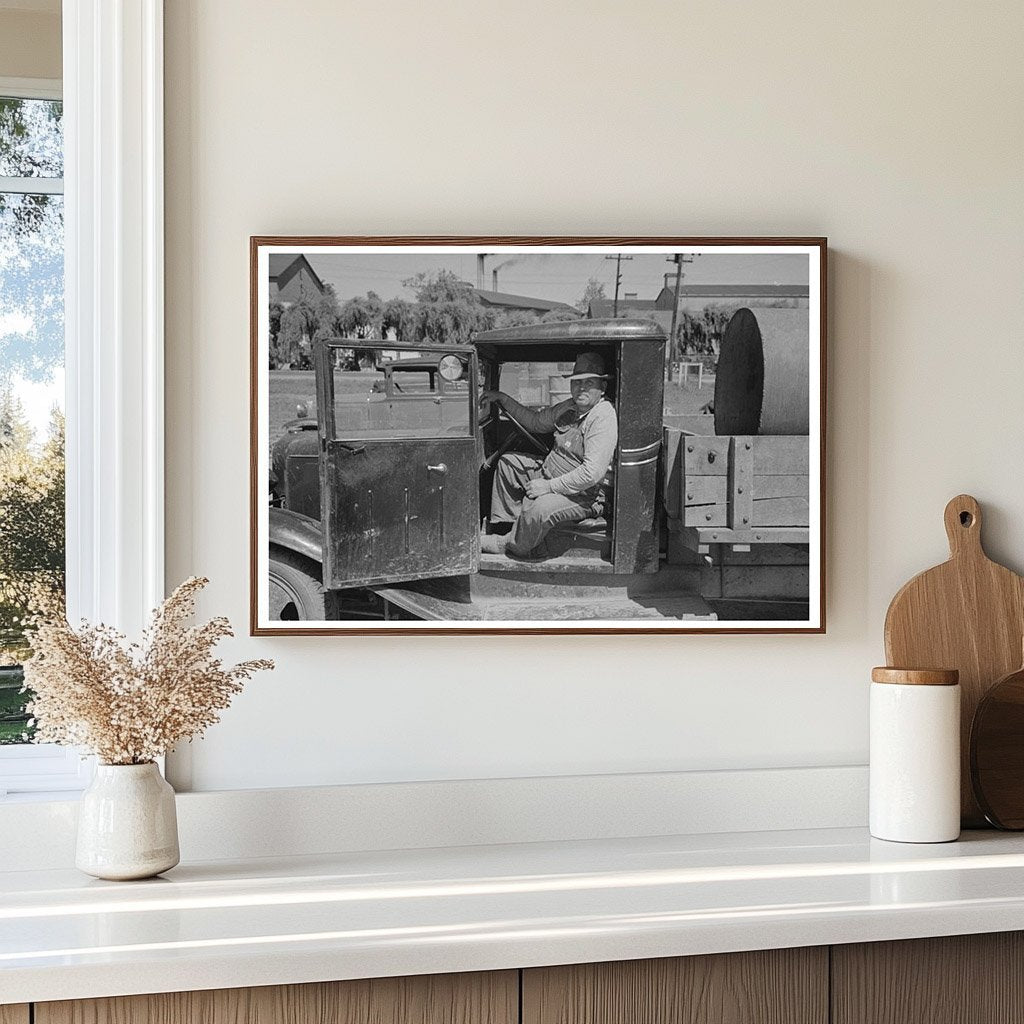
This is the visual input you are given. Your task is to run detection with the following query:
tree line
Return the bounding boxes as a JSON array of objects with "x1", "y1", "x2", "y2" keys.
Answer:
[
  {"x1": 0, "y1": 392, "x2": 64, "y2": 683},
  {"x1": 268, "y1": 265, "x2": 760, "y2": 373},
  {"x1": 270, "y1": 270, "x2": 602, "y2": 370}
]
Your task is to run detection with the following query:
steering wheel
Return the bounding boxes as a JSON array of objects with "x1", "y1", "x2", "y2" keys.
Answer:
[
  {"x1": 499, "y1": 404, "x2": 548, "y2": 456},
  {"x1": 478, "y1": 396, "x2": 549, "y2": 471}
]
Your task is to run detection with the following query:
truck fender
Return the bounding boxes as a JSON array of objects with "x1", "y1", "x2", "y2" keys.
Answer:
[{"x1": 268, "y1": 507, "x2": 323, "y2": 566}]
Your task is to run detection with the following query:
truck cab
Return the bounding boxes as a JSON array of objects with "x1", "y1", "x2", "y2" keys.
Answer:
[
  {"x1": 474, "y1": 318, "x2": 665, "y2": 575},
  {"x1": 268, "y1": 319, "x2": 670, "y2": 619}
]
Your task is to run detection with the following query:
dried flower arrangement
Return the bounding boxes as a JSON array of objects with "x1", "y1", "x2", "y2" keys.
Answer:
[{"x1": 22, "y1": 577, "x2": 273, "y2": 765}]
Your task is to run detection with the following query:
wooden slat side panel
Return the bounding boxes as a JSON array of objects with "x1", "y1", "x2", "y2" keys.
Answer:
[
  {"x1": 665, "y1": 522, "x2": 810, "y2": 546},
  {"x1": 751, "y1": 496, "x2": 809, "y2": 526},
  {"x1": 727, "y1": 436, "x2": 753, "y2": 530},
  {"x1": 523, "y1": 949, "x2": 827, "y2": 1024},
  {"x1": 37, "y1": 971, "x2": 518, "y2": 1024},
  {"x1": 662, "y1": 427, "x2": 684, "y2": 517},
  {"x1": 683, "y1": 495, "x2": 807, "y2": 527},
  {"x1": 684, "y1": 502, "x2": 727, "y2": 527},
  {"x1": 683, "y1": 437, "x2": 730, "y2": 477},
  {"x1": 832, "y1": 933, "x2": 1024, "y2": 1024},
  {"x1": 753, "y1": 474, "x2": 809, "y2": 499},
  {"x1": 752, "y1": 436, "x2": 808, "y2": 475},
  {"x1": 682, "y1": 477, "x2": 727, "y2": 508},
  {"x1": 0, "y1": 1007, "x2": 29, "y2": 1024}
]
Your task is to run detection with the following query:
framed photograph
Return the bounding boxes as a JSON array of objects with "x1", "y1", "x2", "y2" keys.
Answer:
[{"x1": 250, "y1": 237, "x2": 826, "y2": 635}]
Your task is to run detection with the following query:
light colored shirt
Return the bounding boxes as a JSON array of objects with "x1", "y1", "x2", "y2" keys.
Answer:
[{"x1": 498, "y1": 395, "x2": 618, "y2": 497}]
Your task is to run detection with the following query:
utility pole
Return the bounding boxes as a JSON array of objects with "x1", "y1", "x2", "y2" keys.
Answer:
[
  {"x1": 666, "y1": 253, "x2": 695, "y2": 379},
  {"x1": 605, "y1": 253, "x2": 633, "y2": 317}
]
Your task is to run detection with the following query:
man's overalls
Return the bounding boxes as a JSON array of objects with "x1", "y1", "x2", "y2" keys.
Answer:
[{"x1": 489, "y1": 405, "x2": 613, "y2": 558}]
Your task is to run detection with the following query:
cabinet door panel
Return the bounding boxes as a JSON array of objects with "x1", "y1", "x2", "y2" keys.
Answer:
[
  {"x1": 0, "y1": 1007, "x2": 29, "y2": 1024},
  {"x1": 832, "y1": 932, "x2": 1024, "y2": 1024},
  {"x1": 36, "y1": 971, "x2": 518, "y2": 1024},
  {"x1": 523, "y1": 949, "x2": 827, "y2": 1024}
]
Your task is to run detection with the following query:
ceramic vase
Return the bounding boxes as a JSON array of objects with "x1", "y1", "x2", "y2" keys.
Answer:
[{"x1": 76, "y1": 762, "x2": 180, "y2": 880}]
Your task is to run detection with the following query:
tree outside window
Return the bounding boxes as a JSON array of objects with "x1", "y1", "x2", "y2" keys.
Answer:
[{"x1": 0, "y1": 94, "x2": 65, "y2": 744}]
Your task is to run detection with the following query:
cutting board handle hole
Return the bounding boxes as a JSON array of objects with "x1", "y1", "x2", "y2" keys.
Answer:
[{"x1": 960, "y1": 511, "x2": 974, "y2": 527}]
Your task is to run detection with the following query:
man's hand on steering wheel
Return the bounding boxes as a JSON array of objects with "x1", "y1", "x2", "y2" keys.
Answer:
[
  {"x1": 478, "y1": 390, "x2": 548, "y2": 466},
  {"x1": 500, "y1": 404, "x2": 549, "y2": 456},
  {"x1": 478, "y1": 389, "x2": 501, "y2": 423}
]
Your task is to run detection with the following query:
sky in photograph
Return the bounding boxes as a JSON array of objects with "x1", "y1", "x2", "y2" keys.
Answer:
[{"x1": 307, "y1": 251, "x2": 810, "y2": 307}]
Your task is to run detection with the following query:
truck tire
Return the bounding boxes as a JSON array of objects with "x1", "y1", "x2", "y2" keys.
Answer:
[{"x1": 268, "y1": 548, "x2": 326, "y2": 621}]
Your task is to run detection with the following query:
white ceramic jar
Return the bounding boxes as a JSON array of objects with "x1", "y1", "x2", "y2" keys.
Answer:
[
  {"x1": 76, "y1": 762, "x2": 180, "y2": 880},
  {"x1": 870, "y1": 667, "x2": 961, "y2": 843}
]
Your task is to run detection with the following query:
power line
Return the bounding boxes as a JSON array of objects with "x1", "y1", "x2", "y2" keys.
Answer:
[
  {"x1": 666, "y1": 253, "x2": 695, "y2": 377},
  {"x1": 604, "y1": 254, "x2": 633, "y2": 317}
]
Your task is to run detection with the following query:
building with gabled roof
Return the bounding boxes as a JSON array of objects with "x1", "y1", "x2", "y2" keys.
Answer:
[{"x1": 269, "y1": 254, "x2": 326, "y2": 306}]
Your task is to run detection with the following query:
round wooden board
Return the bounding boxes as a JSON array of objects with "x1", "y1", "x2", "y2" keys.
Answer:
[{"x1": 971, "y1": 663, "x2": 1024, "y2": 829}]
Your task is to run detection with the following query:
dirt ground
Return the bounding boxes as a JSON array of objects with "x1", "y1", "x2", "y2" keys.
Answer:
[
  {"x1": 662, "y1": 377, "x2": 716, "y2": 417},
  {"x1": 268, "y1": 369, "x2": 714, "y2": 439}
]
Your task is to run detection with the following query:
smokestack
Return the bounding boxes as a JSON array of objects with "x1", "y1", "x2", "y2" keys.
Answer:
[
  {"x1": 477, "y1": 254, "x2": 485, "y2": 290},
  {"x1": 492, "y1": 269, "x2": 499, "y2": 292}
]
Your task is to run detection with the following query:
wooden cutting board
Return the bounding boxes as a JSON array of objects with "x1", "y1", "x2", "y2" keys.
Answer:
[{"x1": 884, "y1": 494, "x2": 1024, "y2": 826}]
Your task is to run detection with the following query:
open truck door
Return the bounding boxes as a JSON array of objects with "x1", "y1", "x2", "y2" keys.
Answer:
[{"x1": 314, "y1": 341, "x2": 480, "y2": 589}]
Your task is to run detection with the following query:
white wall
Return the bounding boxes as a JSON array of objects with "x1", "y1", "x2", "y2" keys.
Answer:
[{"x1": 164, "y1": 1, "x2": 1024, "y2": 792}]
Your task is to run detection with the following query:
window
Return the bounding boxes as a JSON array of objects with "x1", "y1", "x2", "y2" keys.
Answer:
[
  {"x1": 498, "y1": 361, "x2": 572, "y2": 407},
  {"x1": 0, "y1": 87, "x2": 65, "y2": 726},
  {"x1": 330, "y1": 362, "x2": 473, "y2": 439},
  {"x1": 1, "y1": 7, "x2": 167, "y2": 797},
  {"x1": 0, "y1": 79, "x2": 84, "y2": 795}
]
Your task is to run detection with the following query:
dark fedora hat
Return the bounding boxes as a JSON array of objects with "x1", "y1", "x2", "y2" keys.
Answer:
[{"x1": 565, "y1": 351, "x2": 610, "y2": 381}]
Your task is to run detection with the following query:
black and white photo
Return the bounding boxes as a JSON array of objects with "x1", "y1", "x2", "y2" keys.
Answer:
[{"x1": 251, "y1": 238, "x2": 825, "y2": 634}]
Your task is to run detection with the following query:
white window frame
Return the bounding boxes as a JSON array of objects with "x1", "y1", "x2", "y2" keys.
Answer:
[{"x1": 0, "y1": 0, "x2": 164, "y2": 797}]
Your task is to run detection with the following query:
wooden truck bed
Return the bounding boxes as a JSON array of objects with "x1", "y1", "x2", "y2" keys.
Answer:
[
  {"x1": 662, "y1": 426, "x2": 810, "y2": 547},
  {"x1": 662, "y1": 425, "x2": 811, "y2": 604}
]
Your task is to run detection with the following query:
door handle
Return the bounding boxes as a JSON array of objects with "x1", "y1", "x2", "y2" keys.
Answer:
[{"x1": 426, "y1": 463, "x2": 448, "y2": 475}]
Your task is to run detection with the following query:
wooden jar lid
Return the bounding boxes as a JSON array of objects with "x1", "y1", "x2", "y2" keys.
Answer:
[{"x1": 871, "y1": 667, "x2": 960, "y2": 686}]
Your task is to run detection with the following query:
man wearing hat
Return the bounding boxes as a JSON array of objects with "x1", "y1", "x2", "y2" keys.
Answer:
[{"x1": 480, "y1": 351, "x2": 618, "y2": 558}]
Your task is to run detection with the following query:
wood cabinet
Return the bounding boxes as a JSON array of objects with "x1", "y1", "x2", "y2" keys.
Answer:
[
  {"x1": 34, "y1": 972, "x2": 517, "y2": 1024},
  {"x1": 13, "y1": 933, "x2": 1024, "y2": 1024},
  {"x1": 522, "y1": 948, "x2": 828, "y2": 1024},
  {"x1": 831, "y1": 932, "x2": 1024, "y2": 1024}
]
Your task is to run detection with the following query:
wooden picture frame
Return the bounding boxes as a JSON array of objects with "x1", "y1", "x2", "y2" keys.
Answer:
[{"x1": 250, "y1": 237, "x2": 827, "y2": 635}]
